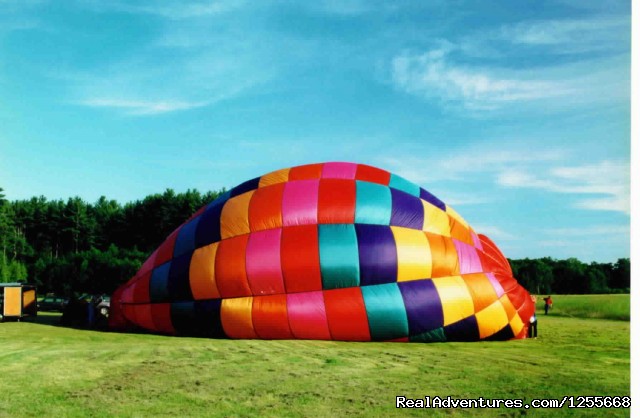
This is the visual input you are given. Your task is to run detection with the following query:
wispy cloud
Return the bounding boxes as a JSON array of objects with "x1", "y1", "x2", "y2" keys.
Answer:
[
  {"x1": 307, "y1": 0, "x2": 372, "y2": 15},
  {"x1": 497, "y1": 160, "x2": 630, "y2": 214},
  {"x1": 381, "y1": 142, "x2": 629, "y2": 215},
  {"x1": 391, "y1": 14, "x2": 629, "y2": 113},
  {"x1": 538, "y1": 234, "x2": 628, "y2": 250},
  {"x1": 432, "y1": 191, "x2": 490, "y2": 207},
  {"x1": 471, "y1": 225, "x2": 517, "y2": 241},
  {"x1": 0, "y1": 0, "x2": 44, "y2": 34},
  {"x1": 497, "y1": 17, "x2": 629, "y2": 54},
  {"x1": 80, "y1": 0, "x2": 244, "y2": 19},
  {"x1": 433, "y1": 148, "x2": 565, "y2": 179},
  {"x1": 63, "y1": 1, "x2": 313, "y2": 116},
  {"x1": 379, "y1": 145, "x2": 566, "y2": 184},
  {"x1": 0, "y1": 0, "x2": 46, "y2": 7},
  {"x1": 391, "y1": 47, "x2": 573, "y2": 111},
  {"x1": 0, "y1": 17, "x2": 39, "y2": 32},
  {"x1": 536, "y1": 225, "x2": 629, "y2": 257},
  {"x1": 69, "y1": 61, "x2": 268, "y2": 116},
  {"x1": 544, "y1": 225, "x2": 629, "y2": 237},
  {"x1": 65, "y1": 19, "x2": 279, "y2": 116},
  {"x1": 301, "y1": 0, "x2": 418, "y2": 16},
  {"x1": 72, "y1": 61, "x2": 266, "y2": 114},
  {"x1": 79, "y1": 98, "x2": 209, "y2": 115}
]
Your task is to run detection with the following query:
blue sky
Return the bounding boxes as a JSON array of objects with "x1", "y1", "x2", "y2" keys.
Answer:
[{"x1": 0, "y1": 0, "x2": 631, "y2": 262}]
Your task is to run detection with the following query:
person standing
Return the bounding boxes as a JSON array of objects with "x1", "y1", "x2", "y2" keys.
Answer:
[
  {"x1": 528, "y1": 314, "x2": 538, "y2": 338},
  {"x1": 543, "y1": 296, "x2": 553, "y2": 315}
]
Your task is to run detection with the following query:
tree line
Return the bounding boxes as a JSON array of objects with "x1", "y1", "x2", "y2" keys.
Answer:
[
  {"x1": 509, "y1": 257, "x2": 629, "y2": 295},
  {"x1": 0, "y1": 187, "x2": 222, "y2": 295},
  {"x1": 0, "y1": 187, "x2": 630, "y2": 296}
]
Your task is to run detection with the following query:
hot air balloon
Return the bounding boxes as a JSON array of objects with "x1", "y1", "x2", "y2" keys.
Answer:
[{"x1": 109, "y1": 162, "x2": 534, "y2": 342}]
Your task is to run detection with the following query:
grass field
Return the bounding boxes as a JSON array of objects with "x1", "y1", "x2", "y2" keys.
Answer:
[
  {"x1": 0, "y1": 295, "x2": 629, "y2": 417},
  {"x1": 536, "y1": 294, "x2": 629, "y2": 321}
]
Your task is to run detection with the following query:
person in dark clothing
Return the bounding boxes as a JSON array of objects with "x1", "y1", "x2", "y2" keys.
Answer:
[
  {"x1": 528, "y1": 314, "x2": 538, "y2": 338},
  {"x1": 61, "y1": 296, "x2": 86, "y2": 327},
  {"x1": 87, "y1": 295, "x2": 97, "y2": 328}
]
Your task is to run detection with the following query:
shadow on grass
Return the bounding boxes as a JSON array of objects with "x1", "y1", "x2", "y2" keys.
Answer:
[
  {"x1": 1, "y1": 311, "x2": 62, "y2": 326},
  {"x1": 28, "y1": 312, "x2": 64, "y2": 327},
  {"x1": 14, "y1": 311, "x2": 112, "y2": 333},
  {"x1": 20, "y1": 311, "x2": 166, "y2": 338}
]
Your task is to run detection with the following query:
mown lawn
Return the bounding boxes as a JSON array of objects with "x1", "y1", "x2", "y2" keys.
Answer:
[
  {"x1": 0, "y1": 295, "x2": 629, "y2": 417},
  {"x1": 535, "y1": 294, "x2": 629, "y2": 321}
]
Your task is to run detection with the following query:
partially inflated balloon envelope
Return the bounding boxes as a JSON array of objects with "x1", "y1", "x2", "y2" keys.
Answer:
[{"x1": 110, "y1": 162, "x2": 535, "y2": 342}]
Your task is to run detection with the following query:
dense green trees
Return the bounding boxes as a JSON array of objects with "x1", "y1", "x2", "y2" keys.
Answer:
[
  {"x1": 0, "y1": 188, "x2": 222, "y2": 294},
  {"x1": 0, "y1": 187, "x2": 29, "y2": 281},
  {"x1": 509, "y1": 257, "x2": 630, "y2": 295},
  {"x1": 0, "y1": 185, "x2": 630, "y2": 295}
]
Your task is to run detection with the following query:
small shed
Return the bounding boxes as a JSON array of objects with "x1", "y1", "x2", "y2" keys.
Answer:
[{"x1": 1, "y1": 283, "x2": 38, "y2": 321}]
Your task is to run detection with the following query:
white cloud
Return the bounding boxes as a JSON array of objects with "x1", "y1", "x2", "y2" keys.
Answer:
[
  {"x1": 376, "y1": 145, "x2": 562, "y2": 211},
  {"x1": 80, "y1": 0, "x2": 244, "y2": 19},
  {"x1": 575, "y1": 196, "x2": 629, "y2": 213},
  {"x1": 436, "y1": 149, "x2": 564, "y2": 178},
  {"x1": 498, "y1": 17, "x2": 629, "y2": 53},
  {"x1": 497, "y1": 170, "x2": 556, "y2": 190},
  {"x1": 64, "y1": 19, "x2": 279, "y2": 116},
  {"x1": 436, "y1": 193, "x2": 489, "y2": 206},
  {"x1": 0, "y1": 0, "x2": 46, "y2": 7},
  {"x1": 79, "y1": 98, "x2": 209, "y2": 115},
  {"x1": 70, "y1": 60, "x2": 267, "y2": 116},
  {"x1": 63, "y1": 0, "x2": 319, "y2": 116},
  {"x1": 391, "y1": 47, "x2": 573, "y2": 111},
  {"x1": 391, "y1": 14, "x2": 629, "y2": 113},
  {"x1": 381, "y1": 144, "x2": 629, "y2": 215},
  {"x1": 455, "y1": 16, "x2": 630, "y2": 61},
  {"x1": 497, "y1": 160, "x2": 630, "y2": 214},
  {"x1": 545, "y1": 225, "x2": 629, "y2": 237},
  {"x1": 538, "y1": 234, "x2": 628, "y2": 249},
  {"x1": 470, "y1": 224, "x2": 517, "y2": 241},
  {"x1": 0, "y1": 17, "x2": 39, "y2": 32},
  {"x1": 378, "y1": 145, "x2": 566, "y2": 184},
  {"x1": 308, "y1": 0, "x2": 371, "y2": 15},
  {"x1": 0, "y1": 0, "x2": 44, "y2": 33}
]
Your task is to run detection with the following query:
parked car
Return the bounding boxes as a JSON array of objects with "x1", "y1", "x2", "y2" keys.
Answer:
[
  {"x1": 60, "y1": 294, "x2": 110, "y2": 328},
  {"x1": 96, "y1": 295, "x2": 110, "y2": 317},
  {"x1": 37, "y1": 296, "x2": 68, "y2": 312}
]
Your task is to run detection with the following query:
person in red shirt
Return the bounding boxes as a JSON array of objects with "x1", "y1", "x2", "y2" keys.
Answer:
[{"x1": 543, "y1": 296, "x2": 553, "y2": 315}]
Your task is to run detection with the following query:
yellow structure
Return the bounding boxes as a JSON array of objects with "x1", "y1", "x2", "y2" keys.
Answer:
[{"x1": 1, "y1": 283, "x2": 37, "y2": 321}]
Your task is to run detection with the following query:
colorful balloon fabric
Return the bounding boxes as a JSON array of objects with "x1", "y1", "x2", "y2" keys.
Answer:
[{"x1": 110, "y1": 162, "x2": 535, "y2": 342}]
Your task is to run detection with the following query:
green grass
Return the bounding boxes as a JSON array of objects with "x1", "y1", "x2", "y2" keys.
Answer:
[
  {"x1": 535, "y1": 294, "x2": 630, "y2": 321},
  {"x1": 0, "y1": 296, "x2": 629, "y2": 417}
]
